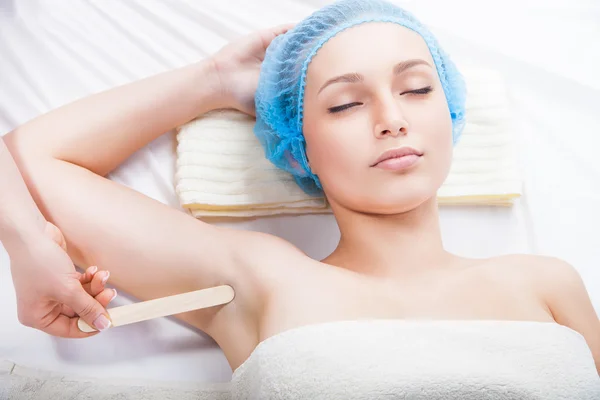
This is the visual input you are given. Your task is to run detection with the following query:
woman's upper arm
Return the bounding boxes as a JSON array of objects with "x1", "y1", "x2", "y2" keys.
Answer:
[
  {"x1": 541, "y1": 257, "x2": 600, "y2": 374},
  {"x1": 14, "y1": 156, "x2": 255, "y2": 311}
]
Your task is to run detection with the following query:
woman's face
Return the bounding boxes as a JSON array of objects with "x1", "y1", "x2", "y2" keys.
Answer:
[{"x1": 302, "y1": 23, "x2": 453, "y2": 214}]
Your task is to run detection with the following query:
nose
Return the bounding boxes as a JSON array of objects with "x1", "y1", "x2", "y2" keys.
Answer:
[{"x1": 373, "y1": 98, "x2": 409, "y2": 139}]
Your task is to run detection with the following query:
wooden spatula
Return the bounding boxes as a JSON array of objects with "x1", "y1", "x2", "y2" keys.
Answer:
[{"x1": 78, "y1": 285, "x2": 235, "y2": 333}]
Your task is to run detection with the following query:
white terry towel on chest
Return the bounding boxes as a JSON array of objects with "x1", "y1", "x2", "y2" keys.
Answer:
[{"x1": 231, "y1": 320, "x2": 600, "y2": 399}]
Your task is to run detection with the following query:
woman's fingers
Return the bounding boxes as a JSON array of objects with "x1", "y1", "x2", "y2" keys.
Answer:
[
  {"x1": 79, "y1": 266, "x2": 110, "y2": 298},
  {"x1": 95, "y1": 288, "x2": 118, "y2": 308},
  {"x1": 88, "y1": 270, "x2": 110, "y2": 297},
  {"x1": 270, "y1": 22, "x2": 295, "y2": 36},
  {"x1": 257, "y1": 23, "x2": 295, "y2": 51},
  {"x1": 79, "y1": 265, "x2": 98, "y2": 284}
]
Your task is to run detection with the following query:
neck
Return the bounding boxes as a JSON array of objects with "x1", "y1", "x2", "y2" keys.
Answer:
[{"x1": 324, "y1": 197, "x2": 453, "y2": 278}]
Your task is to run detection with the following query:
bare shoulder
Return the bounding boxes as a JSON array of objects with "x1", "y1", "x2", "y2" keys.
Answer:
[
  {"x1": 523, "y1": 255, "x2": 586, "y2": 296},
  {"x1": 460, "y1": 254, "x2": 573, "y2": 318},
  {"x1": 474, "y1": 254, "x2": 580, "y2": 286},
  {"x1": 494, "y1": 254, "x2": 589, "y2": 298},
  {"x1": 476, "y1": 254, "x2": 589, "y2": 306},
  {"x1": 482, "y1": 254, "x2": 600, "y2": 372}
]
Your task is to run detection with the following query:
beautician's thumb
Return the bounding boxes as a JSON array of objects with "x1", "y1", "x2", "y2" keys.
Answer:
[{"x1": 69, "y1": 287, "x2": 112, "y2": 332}]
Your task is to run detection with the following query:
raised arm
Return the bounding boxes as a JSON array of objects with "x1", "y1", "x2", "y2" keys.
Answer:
[
  {"x1": 7, "y1": 22, "x2": 293, "y2": 177},
  {"x1": 7, "y1": 60, "x2": 223, "y2": 178},
  {"x1": 5, "y1": 24, "x2": 299, "y2": 336}
]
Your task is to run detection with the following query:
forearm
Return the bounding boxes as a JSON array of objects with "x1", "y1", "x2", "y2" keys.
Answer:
[
  {"x1": 0, "y1": 138, "x2": 46, "y2": 250},
  {"x1": 5, "y1": 60, "x2": 225, "y2": 176}
]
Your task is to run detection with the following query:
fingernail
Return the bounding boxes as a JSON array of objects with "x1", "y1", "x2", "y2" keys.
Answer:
[
  {"x1": 88, "y1": 266, "x2": 98, "y2": 275},
  {"x1": 110, "y1": 289, "x2": 118, "y2": 302},
  {"x1": 93, "y1": 315, "x2": 111, "y2": 331},
  {"x1": 101, "y1": 271, "x2": 110, "y2": 285}
]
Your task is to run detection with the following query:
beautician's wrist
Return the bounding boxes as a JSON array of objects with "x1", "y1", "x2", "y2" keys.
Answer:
[{"x1": 0, "y1": 214, "x2": 47, "y2": 253}]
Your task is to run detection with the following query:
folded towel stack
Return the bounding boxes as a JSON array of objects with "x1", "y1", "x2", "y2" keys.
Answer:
[{"x1": 175, "y1": 68, "x2": 522, "y2": 218}]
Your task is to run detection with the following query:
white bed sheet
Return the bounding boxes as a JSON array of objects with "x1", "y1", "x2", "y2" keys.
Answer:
[{"x1": 0, "y1": 0, "x2": 598, "y2": 384}]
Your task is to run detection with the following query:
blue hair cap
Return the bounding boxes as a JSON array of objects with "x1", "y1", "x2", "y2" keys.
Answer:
[{"x1": 254, "y1": 0, "x2": 466, "y2": 196}]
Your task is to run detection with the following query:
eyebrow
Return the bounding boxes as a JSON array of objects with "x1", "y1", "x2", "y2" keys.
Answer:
[{"x1": 317, "y1": 59, "x2": 432, "y2": 95}]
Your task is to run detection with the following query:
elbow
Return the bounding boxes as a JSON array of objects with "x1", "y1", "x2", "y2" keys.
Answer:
[
  {"x1": 4, "y1": 129, "x2": 55, "y2": 176},
  {"x1": 4, "y1": 130, "x2": 56, "y2": 206},
  {"x1": 4, "y1": 128, "x2": 49, "y2": 163}
]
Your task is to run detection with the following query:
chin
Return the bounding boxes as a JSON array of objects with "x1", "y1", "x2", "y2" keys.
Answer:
[
  {"x1": 373, "y1": 173, "x2": 442, "y2": 211},
  {"x1": 332, "y1": 184, "x2": 437, "y2": 215},
  {"x1": 367, "y1": 191, "x2": 435, "y2": 215},
  {"x1": 321, "y1": 171, "x2": 444, "y2": 214}
]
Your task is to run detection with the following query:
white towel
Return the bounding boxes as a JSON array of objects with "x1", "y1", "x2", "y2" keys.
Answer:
[
  {"x1": 0, "y1": 360, "x2": 230, "y2": 400},
  {"x1": 4, "y1": 320, "x2": 598, "y2": 399},
  {"x1": 231, "y1": 319, "x2": 600, "y2": 399},
  {"x1": 176, "y1": 68, "x2": 522, "y2": 218}
]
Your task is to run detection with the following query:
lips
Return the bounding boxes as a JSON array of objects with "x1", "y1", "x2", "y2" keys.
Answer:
[{"x1": 371, "y1": 146, "x2": 424, "y2": 168}]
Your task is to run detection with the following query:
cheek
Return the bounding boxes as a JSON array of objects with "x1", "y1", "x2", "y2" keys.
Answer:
[
  {"x1": 304, "y1": 118, "x2": 367, "y2": 178},
  {"x1": 404, "y1": 95, "x2": 453, "y2": 184},
  {"x1": 427, "y1": 104, "x2": 454, "y2": 180},
  {"x1": 414, "y1": 92, "x2": 453, "y2": 145}
]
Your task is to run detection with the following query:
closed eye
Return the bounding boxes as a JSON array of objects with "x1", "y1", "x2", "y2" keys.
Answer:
[
  {"x1": 327, "y1": 86, "x2": 432, "y2": 114},
  {"x1": 401, "y1": 86, "x2": 433, "y2": 96},
  {"x1": 327, "y1": 102, "x2": 362, "y2": 114}
]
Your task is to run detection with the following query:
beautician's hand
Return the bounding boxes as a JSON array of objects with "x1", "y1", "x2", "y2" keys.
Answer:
[
  {"x1": 211, "y1": 23, "x2": 294, "y2": 116},
  {"x1": 10, "y1": 221, "x2": 116, "y2": 338}
]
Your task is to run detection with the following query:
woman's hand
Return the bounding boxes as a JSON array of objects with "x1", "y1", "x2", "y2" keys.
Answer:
[
  {"x1": 210, "y1": 23, "x2": 294, "y2": 116},
  {"x1": 9, "y1": 221, "x2": 116, "y2": 338}
]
